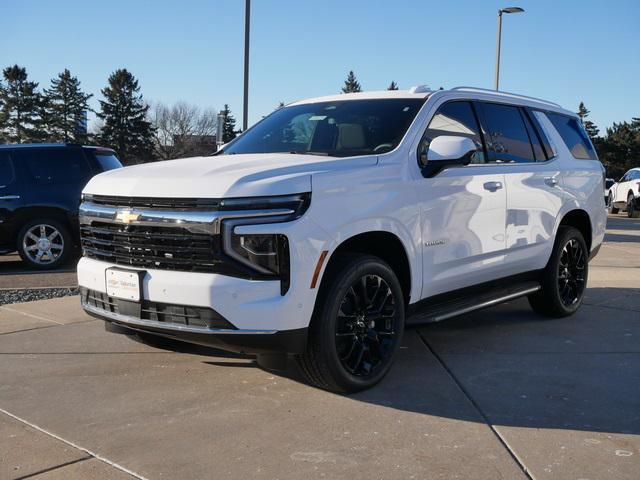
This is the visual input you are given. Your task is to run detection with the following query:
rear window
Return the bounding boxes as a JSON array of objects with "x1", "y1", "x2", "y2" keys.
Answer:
[
  {"x1": 12, "y1": 148, "x2": 92, "y2": 184},
  {"x1": 91, "y1": 151, "x2": 122, "y2": 171},
  {"x1": 0, "y1": 152, "x2": 15, "y2": 185},
  {"x1": 545, "y1": 112, "x2": 598, "y2": 160}
]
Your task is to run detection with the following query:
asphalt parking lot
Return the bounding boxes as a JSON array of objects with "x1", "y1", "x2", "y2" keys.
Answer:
[{"x1": 0, "y1": 215, "x2": 638, "y2": 480}]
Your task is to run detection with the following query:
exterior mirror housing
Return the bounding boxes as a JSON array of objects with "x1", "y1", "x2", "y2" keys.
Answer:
[
  {"x1": 421, "y1": 136, "x2": 477, "y2": 178},
  {"x1": 427, "y1": 136, "x2": 477, "y2": 162}
]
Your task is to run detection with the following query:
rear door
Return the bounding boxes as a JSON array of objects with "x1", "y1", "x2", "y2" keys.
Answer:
[
  {"x1": 12, "y1": 147, "x2": 94, "y2": 213},
  {"x1": 0, "y1": 151, "x2": 24, "y2": 247},
  {"x1": 474, "y1": 101, "x2": 564, "y2": 276}
]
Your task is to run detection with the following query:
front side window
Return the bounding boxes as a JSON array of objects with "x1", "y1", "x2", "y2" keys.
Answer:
[
  {"x1": 13, "y1": 148, "x2": 92, "y2": 184},
  {"x1": 223, "y1": 99, "x2": 426, "y2": 157},
  {"x1": 545, "y1": 112, "x2": 598, "y2": 160},
  {"x1": 476, "y1": 102, "x2": 536, "y2": 163},
  {"x1": 419, "y1": 101, "x2": 485, "y2": 165},
  {"x1": 0, "y1": 152, "x2": 15, "y2": 185}
]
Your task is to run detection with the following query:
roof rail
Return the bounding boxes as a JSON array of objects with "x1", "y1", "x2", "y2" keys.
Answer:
[
  {"x1": 450, "y1": 86, "x2": 562, "y2": 108},
  {"x1": 409, "y1": 85, "x2": 432, "y2": 94}
]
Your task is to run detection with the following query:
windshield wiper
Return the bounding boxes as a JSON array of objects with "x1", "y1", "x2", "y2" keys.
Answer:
[{"x1": 288, "y1": 151, "x2": 330, "y2": 156}]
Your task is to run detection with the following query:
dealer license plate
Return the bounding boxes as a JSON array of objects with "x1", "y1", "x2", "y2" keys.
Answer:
[{"x1": 105, "y1": 268, "x2": 142, "y2": 301}]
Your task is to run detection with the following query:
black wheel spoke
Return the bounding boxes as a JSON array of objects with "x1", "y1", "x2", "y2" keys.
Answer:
[
  {"x1": 557, "y1": 237, "x2": 587, "y2": 307},
  {"x1": 334, "y1": 273, "x2": 399, "y2": 378}
]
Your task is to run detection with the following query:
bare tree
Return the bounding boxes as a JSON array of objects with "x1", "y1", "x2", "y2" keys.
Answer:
[{"x1": 151, "y1": 101, "x2": 218, "y2": 160}]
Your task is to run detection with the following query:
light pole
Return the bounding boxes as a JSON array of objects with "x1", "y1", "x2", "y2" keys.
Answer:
[
  {"x1": 494, "y1": 7, "x2": 524, "y2": 91},
  {"x1": 243, "y1": 0, "x2": 251, "y2": 132}
]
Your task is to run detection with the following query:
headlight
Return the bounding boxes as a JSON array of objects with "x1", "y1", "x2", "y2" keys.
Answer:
[
  {"x1": 220, "y1": 193, "x2": 309, "y2": 293},
  {"x1": 229, "y1": 232, "x2": 287, "y2": 275}
]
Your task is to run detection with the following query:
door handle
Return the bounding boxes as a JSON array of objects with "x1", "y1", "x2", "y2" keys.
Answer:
[
  {"x1": 483, "y1": 181, "x2": 503, "y2": 192},
  {"x1": 544, "y1": 177, "x2": 558, "y2": 187},
  {"x1": 0, "y1": 195, "x2": 20, "y2": 200}
]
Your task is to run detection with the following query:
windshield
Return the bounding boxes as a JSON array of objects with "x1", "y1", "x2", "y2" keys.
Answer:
[{"x1": 223, "y1": 98, "x2": 425, "y2": 157}]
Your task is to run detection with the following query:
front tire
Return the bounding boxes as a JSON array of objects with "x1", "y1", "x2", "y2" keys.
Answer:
[
  {"x1": 528, "y1": 226, "x2": 588, "y2": 317},
  {"x1": 17, "y1": 218, "x2": 72, "y2": 270},
  {"x1": 296, "y1": 254, "x2": 405, "y2": 393}
]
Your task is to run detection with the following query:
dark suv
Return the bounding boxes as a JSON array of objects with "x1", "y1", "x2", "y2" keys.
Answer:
[{"x1": 0, "y1": 144, "x2": 122, "y2": 269}]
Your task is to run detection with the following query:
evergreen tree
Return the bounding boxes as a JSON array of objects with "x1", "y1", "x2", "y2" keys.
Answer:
[
  {"x1": 43, "y1": 69, "x2": 93, "y2": 143},
  {"x1": 0, "y1": 65, "x2": 44, "y2": 143},
  {"x1": 387, "y1": 81, "x2": 398, "y2": 91},
  {"x1": 221, "y1": 104, "x2": 237, "y2": 143},
  {"x1": 576, "y1": 101, "x2": 599, "y2": 139},
  {"x1": 97, "y1": 69, "x2": 155, "y2": 164},
  {"x1": 341, "y1": 71, "x2": 362, "y2": 93}
]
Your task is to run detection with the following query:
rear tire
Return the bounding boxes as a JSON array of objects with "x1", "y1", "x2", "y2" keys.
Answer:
[
  {"x1": 608, "y1": 194, "x2": 619, "y2": 214},
  {"x1": 528, "y1": 226, "x2": 588, "y2": 317},
  {"x1": 17, "y1": 218, "x2": 72, "y2": 270},
  {"x1": 296, "y1": 254, "x2": 405, "y2": 393},
  {"x1": 628, "y1": 194, "x2": 640, "y2": 218}
]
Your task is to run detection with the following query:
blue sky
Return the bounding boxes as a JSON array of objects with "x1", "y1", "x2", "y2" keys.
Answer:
[{"x1": 4, "y1": 0, "x2": 639, "y2": 132}]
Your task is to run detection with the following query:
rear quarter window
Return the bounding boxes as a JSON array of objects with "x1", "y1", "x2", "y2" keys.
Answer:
[
  {"x1": 0, "y1": 152, "x2": 15, "y2": 184},
  {"x1": 91, "y1": 151, "x2": 122, "y2": 171},
  {"x1": 545, "y1": 112, "x2": 598, "y2": 160}
]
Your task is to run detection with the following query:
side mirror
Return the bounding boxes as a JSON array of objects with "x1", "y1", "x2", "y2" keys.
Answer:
[{"x1": 421, "y1": 136, "x2": 476, "y2": 177}]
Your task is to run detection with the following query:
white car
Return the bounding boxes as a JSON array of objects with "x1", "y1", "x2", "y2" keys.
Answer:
[
  {"x1": 78, "y1": 86, "x2": 606, "y2": 392},
  {"x1": 608, "y1": 168, "x2": 640, "y2": 217}
]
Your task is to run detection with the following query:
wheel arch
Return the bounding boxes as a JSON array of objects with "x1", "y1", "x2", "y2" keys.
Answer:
[
  {"x1": 558, "y1": 209, "x2": 592, "y2": 251},
  {"x1": 11, "y1": 206, "x2": 77, "y2": 244},
  {"x1": 317, "y1": 231, "x2": 413, "y2": 307}
]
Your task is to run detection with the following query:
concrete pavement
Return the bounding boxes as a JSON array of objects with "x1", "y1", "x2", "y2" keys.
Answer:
[
  {"x1": 0, "y1": 253, "x2": 77, "y2": 290},
  {"x1": 0, "y1": 215, "x2": 638, "y2": 479}
]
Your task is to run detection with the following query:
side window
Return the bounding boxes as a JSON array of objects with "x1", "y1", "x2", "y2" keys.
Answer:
[
  {"x1": 13, "y1": 148, "x2": 92, "y2": 185},
  {"x1": 419, "y1": 101, "x2": 485, "y2": 166},
  {"x1": 0, "y1": 152, "x2": 15, "y2": 185},
  {"x1": 476, "y1": 102, "x2": 536, "y2": 163},
  {"x1": 545, "y1": 112, "x2": 598, "y2": 160},
  {"x1": 521, "y1": 109, "x2": 548, "y2": 161}
]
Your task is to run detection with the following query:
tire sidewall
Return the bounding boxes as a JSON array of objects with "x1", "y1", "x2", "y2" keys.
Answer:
[
  {"x1": 17, "y1": 218, "x2": 72, "y2": 270},
  {"x1": 315, "y1": 256, "x2": 405, "y2": 392},
  {"x1": 545, "y1": 227, "x2": 589, "y2": 315}
]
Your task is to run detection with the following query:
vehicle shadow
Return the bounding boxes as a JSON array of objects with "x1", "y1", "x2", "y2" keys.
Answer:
[
  {"x1": 156, "y1": 286, "x2": 639, "y2": 437},
  {"x1": 351, "y1": 287, "x2": 640, "y2": 436}
]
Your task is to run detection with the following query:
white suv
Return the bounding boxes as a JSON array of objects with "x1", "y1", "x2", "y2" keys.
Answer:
[
  {"x1": 608, "y1": 167, "x2": 640, "y2": 217},
  {"x1": 78, "y1": 86, "x2": 606, "y2": 392}
]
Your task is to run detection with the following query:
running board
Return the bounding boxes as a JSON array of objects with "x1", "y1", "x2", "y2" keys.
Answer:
[{"x1": 407, "y1": 281, "x2": 541, "y2": 325}]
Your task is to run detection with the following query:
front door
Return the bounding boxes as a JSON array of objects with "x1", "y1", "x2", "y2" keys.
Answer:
[{"x1": 417, "y1": 100, "x2": 507, "y2": 299}]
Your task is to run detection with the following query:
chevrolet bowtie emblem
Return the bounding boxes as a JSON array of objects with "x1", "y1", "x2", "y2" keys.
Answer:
[{"x1": 115, "y1": 209, "x2": 140, "y2": 224}]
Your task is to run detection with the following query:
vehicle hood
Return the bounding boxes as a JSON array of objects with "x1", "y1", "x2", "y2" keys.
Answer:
[{"x1": 84, "y1": 153, "x2": 377, "y2": 198}]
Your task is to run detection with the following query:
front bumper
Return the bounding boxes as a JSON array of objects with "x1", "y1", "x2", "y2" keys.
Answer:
[{"x1": 81, "y1": 287, "x2": 307, "y2": 354}]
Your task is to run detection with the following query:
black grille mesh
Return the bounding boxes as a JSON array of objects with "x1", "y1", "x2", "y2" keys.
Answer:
[
  {"x1": 81, "y1": 222, "x2": 222, "y2": 273},
  {"x1": 81, "y1": 288, "x2": 235, "y2": 329}
]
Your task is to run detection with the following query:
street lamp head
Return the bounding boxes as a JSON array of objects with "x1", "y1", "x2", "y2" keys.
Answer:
[{"x1": 500, "y1": 7, "x2": 524, "y2": 14}]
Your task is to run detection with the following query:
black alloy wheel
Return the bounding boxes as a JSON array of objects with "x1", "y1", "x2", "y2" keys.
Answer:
[
  {"x1": 528, "y1": 226, "x2": 588, "y2": 317},
  {"x1": 557, "y1": 238, "x2": 587, "y2": 308},
  {"x1": 335, "y1": 274, "x2": 399, "y2": 377}
]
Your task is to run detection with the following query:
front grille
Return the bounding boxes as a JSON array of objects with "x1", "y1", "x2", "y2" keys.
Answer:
[
  {"x1": 81, "y1": 288, "x2": 235, "y2": 329},
  {"x1": 81, "y1": 222, "x2": 224, "y2": 273},
  {"x1": 88, "y1": 194, "x2": 222, "y2": 211}
]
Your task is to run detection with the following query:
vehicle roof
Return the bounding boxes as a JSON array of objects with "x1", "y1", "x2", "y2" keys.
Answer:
[
  {"x1": 288, "y1": 89, "x2": 432, "y2": 106},
  {"x1": 289, "y1": 86, "x2": 575, "y2": 116},
  {"x1": 0, "y1": 143, "x2": 114, "y2": 151}
]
